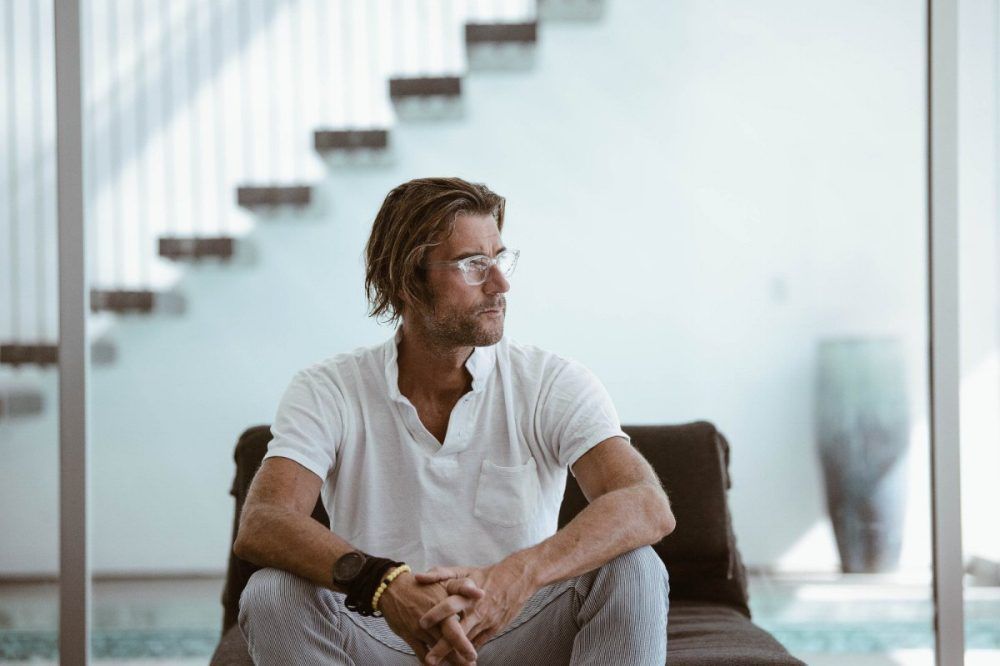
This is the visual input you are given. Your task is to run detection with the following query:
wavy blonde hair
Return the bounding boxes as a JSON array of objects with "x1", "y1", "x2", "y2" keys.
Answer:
[{"x1": 364, "y1": 177, "x2": 506, "y2": 324}]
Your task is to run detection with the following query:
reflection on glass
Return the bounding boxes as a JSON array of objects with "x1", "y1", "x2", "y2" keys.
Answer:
[{"x1": 817, "y1": 338, "x2": 910, "y2": 574}]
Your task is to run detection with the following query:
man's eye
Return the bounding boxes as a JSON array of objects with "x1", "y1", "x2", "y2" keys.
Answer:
[{"x1": 467, "y1": 258, "x2": 491, "y2": 271}]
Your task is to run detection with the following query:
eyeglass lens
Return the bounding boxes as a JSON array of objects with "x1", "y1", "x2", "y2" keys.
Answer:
[{"x1": 467, "y1": 252, "x2": 516, "y2": 283}]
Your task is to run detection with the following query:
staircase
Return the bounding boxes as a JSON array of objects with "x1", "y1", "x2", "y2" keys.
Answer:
[{"x1": 0, "y1": 0, "x2": 606, "y2": 421}]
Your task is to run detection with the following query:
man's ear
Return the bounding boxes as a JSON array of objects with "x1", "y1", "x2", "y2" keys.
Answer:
[
  {"x1": 397, "y1": 290, "x2": 414, "y2": 318},
  {"x1": 400, "y1": 274, "x2": 435, "y2": 317},
  {"x1": 397, "y1": 290, "x2": 425, "y2": 320}
]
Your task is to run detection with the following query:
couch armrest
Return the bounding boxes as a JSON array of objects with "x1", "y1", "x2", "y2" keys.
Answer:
[{"x1": 220, "y1": 425, "x2": 329, "y2": 634}]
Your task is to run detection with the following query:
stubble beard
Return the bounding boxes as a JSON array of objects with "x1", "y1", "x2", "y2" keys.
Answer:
[{"x1": 422, "y1": 297, "x2": 506, "y2": 349}]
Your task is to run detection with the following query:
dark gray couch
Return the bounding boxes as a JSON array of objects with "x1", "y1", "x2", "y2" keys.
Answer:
[{"x1": 211, "y1": 422, "x2": 804, "y2": 665}]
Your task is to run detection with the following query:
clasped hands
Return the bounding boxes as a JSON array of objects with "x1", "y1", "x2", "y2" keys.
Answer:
[{"x1": 379, "y1": 560, "x2": 534, "y2": 666}]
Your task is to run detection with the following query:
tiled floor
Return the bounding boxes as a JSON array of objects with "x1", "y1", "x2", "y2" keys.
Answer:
[
  {"x1": 801, "y1": 651, "x2": 1000, "y2": 665},
  {"x1": 1, "y1": 574, "x2": 998, "y2": 663},
  {"x1": 748, "y1": 574, "x2": 1000, "y2": 664},
  {"x1": 0, "y1": 577, "x2": 221, "y2": 663}
]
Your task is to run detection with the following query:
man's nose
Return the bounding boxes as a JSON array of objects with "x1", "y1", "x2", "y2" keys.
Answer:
[{"x1": 483, "y1": 264, "x2": 510, "y2": 294}]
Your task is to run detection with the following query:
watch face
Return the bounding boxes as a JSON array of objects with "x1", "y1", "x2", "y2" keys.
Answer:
[{"x1": 333, "y1": 551, "x2": 365, "y2": 583}]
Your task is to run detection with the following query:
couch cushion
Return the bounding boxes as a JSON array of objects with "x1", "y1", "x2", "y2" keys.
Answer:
[
  {"x1": 558, "y1": 422, "x2": 751, "y2": 616},
  {"x1": 667, "y1": 601, "x2": 805, "y2": 665},
  {"x1": 210, "y1": 626, "x2": 253, "y2": 666}
]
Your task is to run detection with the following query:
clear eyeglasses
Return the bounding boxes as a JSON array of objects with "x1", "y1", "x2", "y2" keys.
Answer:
[{"x1": 424, "y1": 249, "x2": 520, "y2": 286}]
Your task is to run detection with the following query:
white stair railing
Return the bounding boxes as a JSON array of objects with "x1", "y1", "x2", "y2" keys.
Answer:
[{"x1": 1, "y1": 0, "x2": 541, "y2": 382}]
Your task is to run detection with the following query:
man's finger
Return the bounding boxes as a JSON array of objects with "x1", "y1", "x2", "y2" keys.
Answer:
[
  {"x1": 404, "y1": 637, "x2": 428, "y2": 662},
  {"x1": 411, "y1": 620, "x2": 441, "y2": 648},
  {"x1": 472, "y1": 630, "x2": 493, "y2": 650},
  {"x1": 458, "y1": 614, "x2": 485, "y2": 648},
  {"x1": 443, "y1": 578, "x2": 484, "y2": 599},
  {"x1": 426, "y1": 641, "x2": 471, "y2": 666},
  {"x1": 443, "y1": 615, "x2": 476, "y2": 659},
  {"x1": 467, "y1": 620, "x2": 492, "y2": 648},
  {"x1": 424, "y1": 638, "x2": 450, "y2": 666},
  {"x1": 427, "y1": 616, "x2": 476, "y2": 665},
  {"x1": 422, "y1": 636, "x2": 474, "y2": 666},
  {"x1": 419, "y1": 595, "x2": 475, "y2": 630},
  {"x1": 413, "y1": 566, "x2": 462, "y2": 583}
]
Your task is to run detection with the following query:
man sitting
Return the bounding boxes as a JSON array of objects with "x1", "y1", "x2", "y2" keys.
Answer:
[{"x1": 235, "y1": 177, "x2": 675, "y2": 665}]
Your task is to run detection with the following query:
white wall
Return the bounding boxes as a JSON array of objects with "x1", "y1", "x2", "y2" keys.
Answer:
[{"x1": 0, "y1": 0, "x2": 933, "y2": 576}]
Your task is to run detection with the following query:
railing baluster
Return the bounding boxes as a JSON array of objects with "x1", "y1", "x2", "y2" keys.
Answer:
[
  {"x1": 351, "y1": 3, "x2": 372, "y2": 128},
  {"x1": 240, "y1": 0, "x2": 255, "y2": 182},
  {"x1": 110, "y1": 0, "x2": 124, "y2": 287},
  {"x1": 366, "y1": 0, "x2": 380, "y2": 125},
  {"x1": 445, "y1": 0, "x2": 457, "y2": 72},
  {"x1": 266, "y1": 0, "x2": 278, "y2": 182},
  {"x1": 297, "y1": 2, "x2": 307, "y2": 180},
  {"x1": 213, "y1": 0, "x2": 227, "y2": 234},
  {"x1": 402, "y1": 0, "x2": 414, "y2": 76},
  {"x1": 389, "y1": 0, "x2": 397, "y2": 80},
  {"x1": 287, "y1": 0, "x2": 302, "y2": 181},
  {"x1": 31, "y1": 0, "x2": 47, "y2": 340},
  {"x1": 118, "y1": 0, "x2": 132, "y2": 286},
  {"x1": 4, "y1": 1, "x2": 21, "y2": 342},
  {"x1": 6, "y1": 1, "x2": 21, "y2": 343},
  {"x1": 342, "y1": 0, "x2": 354, "y2": 128},
  {"x1": 93, "y1": 0, "x2": 105, "y2": 289},
  {"x1": 84, "y1": 0, "x2": 97, "y2": 295},
  {"x1": 161, "y1": 0, "x2": 175, "y2": 236},
  {"x1": 135, "y1": 0, "x2": 149, "y2": 286},
  {"x1": 438, "y1": 0, "x2": 447, "y2": 73},
  {"x1": 315, "y1": 0, "x2": 328, "y2": 126},
  {"x1": 189, "y1": 0, "x2": 202, "y2": 236},
  {"x1": 418, "y1": 1, "x2": 429, "y2": 75}
]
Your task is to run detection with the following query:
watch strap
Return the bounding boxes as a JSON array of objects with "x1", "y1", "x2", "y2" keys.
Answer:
[{"x1": 342, "y1": 556, "x2": 404, "y2": 616}]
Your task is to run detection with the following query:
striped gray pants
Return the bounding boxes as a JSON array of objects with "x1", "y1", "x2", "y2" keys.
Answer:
[{"x1": 239, "y1": 546, "x2": 669, "y2": 665}]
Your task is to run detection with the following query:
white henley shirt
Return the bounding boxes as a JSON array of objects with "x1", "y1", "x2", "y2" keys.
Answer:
[{"x1": 264, "y1": 332, "x2": 628, "y2": 572}]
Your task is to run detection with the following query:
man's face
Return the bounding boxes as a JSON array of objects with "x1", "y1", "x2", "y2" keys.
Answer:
[{"x1": 409, "y1": 213, "x2": 510, "y2": 348}]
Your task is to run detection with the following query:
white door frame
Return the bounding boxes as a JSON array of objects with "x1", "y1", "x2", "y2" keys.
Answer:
[
  {"x1": 54, "y1": 0, "x2": 91, "y2": 662},
  {"x1": 928, "y1": 0, "x2": 966, "y2": 663}
]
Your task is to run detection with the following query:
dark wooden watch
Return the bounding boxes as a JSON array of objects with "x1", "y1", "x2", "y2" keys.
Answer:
[{"x1": 332, "y1": 551, "x2": 367, "y2": 587}]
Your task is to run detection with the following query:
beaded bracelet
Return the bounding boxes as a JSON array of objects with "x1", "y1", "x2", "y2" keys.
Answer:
[{"x1": 371, "y1": 564, "x2": 412, "y2": 615}]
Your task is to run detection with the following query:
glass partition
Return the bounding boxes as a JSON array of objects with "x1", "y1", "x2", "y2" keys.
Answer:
[
  {"x1": 1, "y1": 0, "x2": 63, "y2": 660},
  {"x1": 4, "y1": 0, "x2": 980, "y2": 663}
]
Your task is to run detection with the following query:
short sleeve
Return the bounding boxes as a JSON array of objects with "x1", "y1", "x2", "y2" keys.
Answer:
[
  {"x1": 263, "y1": 369, "x2": 343, "y2": 480},
  {"x1": 537, "y1": 359, "x2": 629, "y2": 472}
]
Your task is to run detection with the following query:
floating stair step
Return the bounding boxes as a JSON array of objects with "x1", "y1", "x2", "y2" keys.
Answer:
[
  {"x1": 0, "y1": 388, "x2": 44, "y2": 418},
  {"x1": 236, "y1": 185, "x2": 312, "y2": 208},
  {"x1": 314, "y1": 129, "x2": 390, "y2": 152},
  {"x1": 389, "y1": 76, "x2": 462, "y2": 98},
  {"x1": 90, "y1": 289, "x2": 156, "y2": 314},
  {"x1": 1, "y1": 344, "x2": 58, "y2": 366},
  {"x1": 159, "y1": 236, "x2": 236, "y2": 260},
  {"x1": 538, "y1": 0, "x2": 604, "y2": 20},
  {"x1": 0, "y1": 341, "x2": 117, "y2": 367},
  {"x1": 465, "y1": 22, "x2": 538, "y2": 45}
]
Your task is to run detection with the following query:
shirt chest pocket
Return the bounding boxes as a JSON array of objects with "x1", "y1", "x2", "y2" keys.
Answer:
[{"x1": 473, "y1": 458, "x2": 541, "y2": 527}]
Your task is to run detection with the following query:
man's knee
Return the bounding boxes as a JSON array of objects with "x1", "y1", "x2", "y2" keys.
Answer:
[
  {"x1": 239, "y1": 568, "x2": 323, "y2": 631},
  {"x1": 601, "y1": 546, "x2": 669, "y2": 596}
]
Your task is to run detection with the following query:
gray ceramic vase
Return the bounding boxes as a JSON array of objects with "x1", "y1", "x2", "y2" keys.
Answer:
[{"x1": 816, "y1": 337, "x2": 910, "y2": 573}]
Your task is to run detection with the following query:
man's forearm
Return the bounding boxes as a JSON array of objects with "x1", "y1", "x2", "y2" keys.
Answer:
[
  {"x1": 233, "y1": 504, "x2": 357, "y2": 592},
  {"x1": 504, "y1": 483, "x2": 674, "y2": 590}
]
